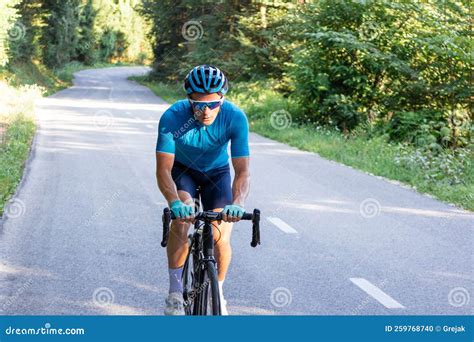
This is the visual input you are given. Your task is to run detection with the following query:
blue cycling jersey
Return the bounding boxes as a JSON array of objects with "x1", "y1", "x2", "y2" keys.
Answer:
[{"x1": 156, "y1": 99, "x2": 250, "y2": 172}]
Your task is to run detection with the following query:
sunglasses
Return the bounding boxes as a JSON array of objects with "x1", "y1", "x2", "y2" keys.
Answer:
[{"x1": 189, "y1": 97, "x2": 224, "y2": 112}]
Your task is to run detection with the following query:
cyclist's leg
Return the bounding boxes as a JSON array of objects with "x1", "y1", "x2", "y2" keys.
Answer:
[
  {"x1": 200, "y1": 164, "x2": 234, "y2": 281},
  {"x1": 211, "y1": 213, "x2": 233, "y2": 281},
  {"x1": 168, "y1": 162, "x2": 199, "y2": 269},
  {"x1": 167, "y1": 190, "x2": 195, "y2": 268}
]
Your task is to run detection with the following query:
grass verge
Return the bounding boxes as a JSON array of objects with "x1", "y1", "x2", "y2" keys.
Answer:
[{"x1": 0, "y1": 82, "x2": 39, "y2": 215}]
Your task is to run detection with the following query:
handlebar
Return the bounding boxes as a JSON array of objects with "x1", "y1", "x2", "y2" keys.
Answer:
[{"x1": 161, "y1": 208, "x2": 261, "y2": 248}]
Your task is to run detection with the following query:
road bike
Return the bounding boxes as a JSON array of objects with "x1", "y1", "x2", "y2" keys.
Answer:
[{"x1": 161, "y1": 208, "x2": 261, "y2": 315}]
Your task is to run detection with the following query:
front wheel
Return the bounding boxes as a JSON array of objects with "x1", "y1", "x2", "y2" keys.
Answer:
[
  {"x1": 182, "y1": 235, "x2": 197, "y2": 315},
  {"x1": 197, "y1": 261, "x2": 221, "y2": 315}
]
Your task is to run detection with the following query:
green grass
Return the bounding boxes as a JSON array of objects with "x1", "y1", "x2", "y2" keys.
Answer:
[
  {"x1": 0, "y1": 115, "x2": 36, "y2": 215},
  {"x1": 0, "y1": 80, "x2": 38, "y2": 215},
  {"x1": 3, "y1": 61, "x2": 66, "y2": 96},
  {"x1": 134, "y1": 78, "x2": 473, "y2": 211}
]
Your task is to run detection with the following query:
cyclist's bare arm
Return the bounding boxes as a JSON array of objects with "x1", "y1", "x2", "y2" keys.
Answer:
[
  {"x1": 231, "y1": 157, "x2": 250, "y2": 207},
  {"x1": 156, "y1": 152, "x2": 180, "y2": 204}
]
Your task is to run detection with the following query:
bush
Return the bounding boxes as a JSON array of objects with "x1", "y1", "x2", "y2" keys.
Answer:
[
  {"x1": 394, "y1": 144, "x2": 471, "y2": 186},
  {"x1": 387, "y1": 109, "x2": 472, "y2": 149},
  {"x1": 228, "y1": 80, "x2": 299, "y2": 122},
  {"x1": 289, "y1": 0, "x2": 472, "y2": 139}
]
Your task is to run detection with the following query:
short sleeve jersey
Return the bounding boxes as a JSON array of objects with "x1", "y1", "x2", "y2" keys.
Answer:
[{"x1": 156, "y1": 99, "x2": 250, "y2": 172}]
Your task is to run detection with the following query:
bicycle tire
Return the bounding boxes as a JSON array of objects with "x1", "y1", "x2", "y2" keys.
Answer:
[
  {"x1": 182, "y1": 234, "x2": 198, "y2": 315},
  {"x1": 199, "y1": 261, "x2": 221, "y2": 315}
]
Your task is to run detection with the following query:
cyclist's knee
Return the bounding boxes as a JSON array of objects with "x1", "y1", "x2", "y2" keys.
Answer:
[
  {"x1": 214, "y1": 226, "x2": 232, "y2": 246},
  {"x1": 215, "y1": 239, "x2": 231, "y2": 250},
  {"x1": 171, "y1": 220, "x2": 191, "y2": 240}
]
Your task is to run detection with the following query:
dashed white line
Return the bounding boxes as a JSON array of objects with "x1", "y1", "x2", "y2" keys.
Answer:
[
  {"x1": 350, "y1": 278, "x2": 405, "y2": 309},
  {"x1": 267, "y1": 217, "x2": 298, "y2": 234}
]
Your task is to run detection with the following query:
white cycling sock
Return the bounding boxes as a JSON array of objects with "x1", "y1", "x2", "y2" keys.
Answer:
[
  {"x1": 169, "y1": 267, "x2": 183, "y2": 294},
  {"x1": 218, "y1": 280, "x2": 225, "y2": 300}
]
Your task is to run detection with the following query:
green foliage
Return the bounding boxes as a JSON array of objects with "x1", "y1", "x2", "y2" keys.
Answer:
[
  {"x1": 94, "y1": 0, "x2": 151, "y2": 63},
  {"x1": 7, "y1": 0, "x2": 44, "y2": 63},
  {"x1": 141, "y1": 0, "x2": 471, "y2": 149},
  {"x1": 395, "y1": 144, "x2": 471, "y2": 186},
  {"x1": 0, "y1": 81, "x2": 39, "y2": 214},
  {"x1": 0, "y1": 0, "x2": 21, "y2": 66},
  {"x1": 42, "y1": 0, "x2": 82, "y2": 67},
  {"x1": 288, "y1": 0, "x2": 472, "y2": 145},
  {"x1": 139, "y1": 1, "x2": 294, "y2": 82},
  {"x1": 3, "y1": 60, "x2": 67, "y2": 95},
  {"x1": 3, "y1": 0, "x2": 151, "y2": 70},
  {"x1": 140, "y1": 0, "x2": 198, "y2": 81},
  {"x1": 229, "y1": 80, "x2": 299, "y2": 122},
  {"x1": 77, "y1": 0, "x2": 97, "y2": 65},
  {"x1": 387, "y1": 108, "x2": 472, "y2": 149},
  {"x1": 0, "y1": 113, "x2": 36, "y2": 215}
]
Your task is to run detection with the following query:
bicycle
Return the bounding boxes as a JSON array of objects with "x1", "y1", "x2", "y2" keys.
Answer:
[{"x1": 161, "y1": 208, "x2": 261, "y2": 315}]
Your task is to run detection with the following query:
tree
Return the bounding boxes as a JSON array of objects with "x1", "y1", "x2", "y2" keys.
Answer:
[
  {"x1": 42, "y1": 0, "x2": 81, "y2": 67},
  {"x1": 0, "y1": 0, "x2": 21, "y2": 66},
  {"x1": 77, "y1": 0, "x2": 97, "y2": 65}
]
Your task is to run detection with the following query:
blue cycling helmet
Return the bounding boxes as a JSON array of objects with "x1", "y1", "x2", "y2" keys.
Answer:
[{"x1": 184, "y1": 65, "x2": 229, "y2": 95}]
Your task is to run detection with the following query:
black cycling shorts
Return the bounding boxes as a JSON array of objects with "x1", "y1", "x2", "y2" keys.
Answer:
[{"x1": 171, "y1": 160, "x2": 232, "y2": 211}]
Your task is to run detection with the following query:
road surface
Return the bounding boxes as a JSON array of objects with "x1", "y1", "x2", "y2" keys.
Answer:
[{"x1": 1, "y1": 67, "x2": 473, "y2": 315}]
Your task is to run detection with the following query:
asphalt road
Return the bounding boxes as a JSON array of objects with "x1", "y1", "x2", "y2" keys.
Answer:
[{"x1": 1, "y1": 67, "x2": 473, "y2": 315}]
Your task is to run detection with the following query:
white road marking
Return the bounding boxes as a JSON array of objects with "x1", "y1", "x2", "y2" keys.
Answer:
[
  {"x1": 350, "y1": 278, "x2": 405, "y2": 309},
  {"x1": 267, "y1": 217, "x2": 298, "y2": 234}
]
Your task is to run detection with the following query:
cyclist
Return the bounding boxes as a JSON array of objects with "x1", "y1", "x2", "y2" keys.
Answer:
[{"x1": 155, "y1": 65, "x2": 250, "y2": 315}]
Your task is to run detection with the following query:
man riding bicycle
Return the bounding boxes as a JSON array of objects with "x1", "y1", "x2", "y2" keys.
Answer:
[{"x1": 155, "y1": 65, "x2": 251, "y2": 315}]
